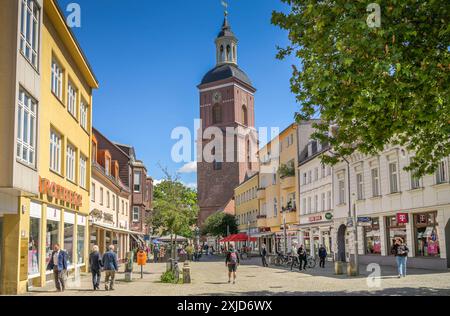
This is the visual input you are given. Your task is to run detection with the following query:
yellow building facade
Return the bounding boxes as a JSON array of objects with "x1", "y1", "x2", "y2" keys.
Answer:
[
  {"x1": 0, "y1": 0, "x2": 98, "y2": 294},
  {"x1": 257, "y1": 124, "x2": 299, "y2": 254},
  {"x1": 234, "y1": 173, "x2": 259, "y2": 251}
]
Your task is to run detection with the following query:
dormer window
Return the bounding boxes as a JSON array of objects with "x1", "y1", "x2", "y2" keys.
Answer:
[{"x1": 105, "y1": 157, "x2": 110, "y2": 175}]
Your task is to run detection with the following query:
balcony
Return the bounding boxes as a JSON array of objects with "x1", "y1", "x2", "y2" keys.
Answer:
[
  {"x1": 280, "y1": 176, "x2": 295, "y2": 190},
  {"x1": 257, "y1": 188, "x2": 266, "y2": 200}
]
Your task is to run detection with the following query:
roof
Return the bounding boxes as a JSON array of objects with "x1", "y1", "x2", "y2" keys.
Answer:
[
  {"x1": 201, "y1": 63, "x2": 252, "y2": 86},
  {"x1": 217, "y1": 16, "x2": 235, "y2": 38}
]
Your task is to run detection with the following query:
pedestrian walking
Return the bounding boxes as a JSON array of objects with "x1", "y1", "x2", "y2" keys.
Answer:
[
  {"x1": 153, "y1": 245, "x2": 160, "y2": 263},
  {"x1": 297, "y1": 245, "x2": 308, "y2": 271},
  {"x1": 46, "y1": 243, "x2": 68, "y2": 292},
  {"x1": 89, "y1": 245, "x2": 103, "y2": 290},
  {"x1": 318, "y1": 245, "x2": 327, "y2": 268},
  {"x1": 261, "y1": 243, "x2": 268, "y2": 267},
  {"x1": 102, "y1": 245, "x2": 119, "y2": 291},
  {"x1": 391, "y1": 237, "x2": 409, "y2": 278},
  {"x1": 225, "y1": 245, "x2": 240, "y2": 284}
]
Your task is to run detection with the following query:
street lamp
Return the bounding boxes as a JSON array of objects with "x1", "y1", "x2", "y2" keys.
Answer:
[
  {"x1": 351, "y1": 193, "x2": 359, "y2": 275},
  {"x1": 283, "y1": 211, "x2": 287, "y2": 254}
]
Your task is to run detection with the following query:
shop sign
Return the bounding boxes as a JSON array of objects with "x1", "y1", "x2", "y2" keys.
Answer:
[
  {"x1": 397, "y1": 213, "x2": 409, "y2": 224},
  {"x1": 309, "y1": 215, "x2": 322, "y2": 222},
  {"x1": 347, "y1": 217, "x2": 354, "y2": 227},
  {"x1": 416, "y1": 214, "x2": 428, "y2": 224},
  {"x1": 325, "y1": 212, "x2": 333, "y2": 220},
  {"x1": 358, "y1": 217, "x2": 372, "y2": 223},
  {"x1": 39, "y1": 177, "x2": 82, "y2": 207}
]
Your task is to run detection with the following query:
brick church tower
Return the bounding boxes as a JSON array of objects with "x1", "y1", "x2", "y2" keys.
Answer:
[{"x1": 197, "y1": 12, "x2": 258, "y2": 225}]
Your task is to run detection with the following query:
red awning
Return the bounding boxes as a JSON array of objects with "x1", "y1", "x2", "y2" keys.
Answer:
[{"x1": 220, "y1": 233, "x2": 257, "y2": 242}]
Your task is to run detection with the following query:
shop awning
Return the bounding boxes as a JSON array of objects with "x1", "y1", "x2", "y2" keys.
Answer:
[
  {"x1": 91, "y1": 222, "x2": 137, "y2": 235},
  {"x1": 250, "y1": 232, "x2": 274, "y2": 238},
  {"x1": 220, "y1": 233, "x2": 257, "y2": 242}
]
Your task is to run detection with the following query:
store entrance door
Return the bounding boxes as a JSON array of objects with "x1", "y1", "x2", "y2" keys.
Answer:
[{"x1": 445, "y1": 219, "x2": 450, "y2": 268}]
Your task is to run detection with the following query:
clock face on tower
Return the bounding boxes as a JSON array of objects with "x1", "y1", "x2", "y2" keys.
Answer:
[{"x1": 213, "y1": 91, "x2": 222, "y2": 103}]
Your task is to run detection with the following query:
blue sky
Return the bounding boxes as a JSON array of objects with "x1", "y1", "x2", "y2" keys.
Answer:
[{"x1": 57, "y1": 0, "x2": 298, "y2": 188}]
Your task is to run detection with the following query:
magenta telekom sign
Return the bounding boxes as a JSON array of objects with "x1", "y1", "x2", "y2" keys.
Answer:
[{"x1": 397, "y1": 213, "x2": 409, "y2": 224}]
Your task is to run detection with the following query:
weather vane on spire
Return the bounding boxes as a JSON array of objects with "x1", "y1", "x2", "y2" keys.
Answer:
[{"x1": 221, "y1": 0, "x2": 228, "y2": 17}]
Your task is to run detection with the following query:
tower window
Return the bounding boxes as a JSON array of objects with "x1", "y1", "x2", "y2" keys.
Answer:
[
  {"x1": 241, "y1": 105, "x2": 248, "y2": 126},
  {"x1": 220, "y1": 45, "x2": 224, "y2": 62},
  {"x1": 212, "y1": 104, "x2": 222, "y2": 124},
  {"x1": 213, "y1": 160, "x2": 222, "y2": 171},
  {"x1": 226, "y1": 45, "x2": 231, "y2": 61}
]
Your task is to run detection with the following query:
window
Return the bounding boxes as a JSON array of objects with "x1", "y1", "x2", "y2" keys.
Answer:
[
  {"x1": 29, "y1": 216, "x2": 40, "y2": 275},
  {"x1": 314, "y1": 195, "x2": 318, "y2": 212},
  {"x1": 133, "y1": 207, "x2": 140, "y2": 222},
  {"x1": 79, "y1": 155, "x2": 87, "y2": 188},
  {"x1": 126, "y1": 202, "x2": 128, "y2": 216},
  {"x1": 314, "y1": 168, "x2": 319, "y2": 181},
  {"x1": 212, "y1": 104, "x2": 222, "y2": 124},
  {"x1": 20, "y1": 0, "x2": 40, "y2": 68},
  {"x1": 302, "y1": 198, "x2": 306, "y2": 215},
  {"x1": 46, "y1": 219, "x2": 59, "y2": 267},
  {"x1": 308, "y1": 171, "x2": 312, "y2": 184},
  {"x1": 67, "y1": 82, "x2": 77, "y2": 118},
  {"x1": 133, "y1": 171, "x2": 141, "y2": 192},
  {"x1": 386, "y1": 215, "x2": 407, "y2": 251},
  {"x1": 302, "y1": 173, "x2": 307, "y2": 185},
  {"x1": 307, "y1": 197, "x2": 311, "y2": 214},
  {"x1": 112, "y1": 194, "x2": 115, "y2": 211},
  {"x1": 49, "y1": 129, "x2": 61, "y2": 173},
  {"x1": 51, "y1": 59, "x2": 63, "y2": 100},
  {"x1": 106, "y1": 191, "x2": 110, "y2": 208},
  {"x1": 321, "y1": 193, "x2": 326, "y2": 212},
  {"x1": 321, "y1": 164, "x2": 326, "y2": 178},
  {"x1": 66, "y1": 144, "x2": 76, "y2": 182},
  {"x1": 100, "y1": 187, "x2": 104, "y2": 205},
  {"x1": 364, "y1": 217, "x2": 381, "y2": 255},
  {"x1": 242, "y1": 105, "x2": 248, "y2": 126},
  {"x1": 64, "y1": 217, "x2": 74, "y2": 266},
  {"x1": 122, "y1": 201, "x2": 125, "y2": 214},
  {"x1": 414, "y1": 212, "x2": 440, "y2": 257},
  {"x1": 77, "y1": 221, "x2": 85, "y2": 264},
  {"x1": 411, "y1": 173, "x2": 421, "y2": 190},
  {"x1": 17, "y1": 89, "x2": 37, "y2": 166},
  {"x1": 327, "y1": 191, "x2": 332, "y2": 210},
  {"x1": 389, "y1": 162, "x2": 399, "y2": 193},
  {"x1": 371, "y1": 168, "x2": 380, "y2": 197},
  {"x1": 338, "y1": 174, "x2": 346, "y2": 205},
  {"x1": 91, "y1": 182, "x2": 95, "y2": 202},
  {"x1": 105, "y1": 157, "x2": 110, "y2": 176},
  {"x1": 80, "y1": 101, "x2": 88, "y2": 130},
  {"x1": 356, "y1": 173, "x2": 364, "y2": 200},
  {"x1": 436, "y1": 160, "x2": 448, "y2": 184}
]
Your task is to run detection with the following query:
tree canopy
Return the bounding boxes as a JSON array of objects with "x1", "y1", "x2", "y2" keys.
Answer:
[
  {"x1": 201, "y1": 212, "x2": 238, "y2": 237},
  {"x1": 272, "y1": 0, "x2": 449, "y2": 176},
  {"x1": 148, "y1": 170, "x2": 199, "y2": 240}
]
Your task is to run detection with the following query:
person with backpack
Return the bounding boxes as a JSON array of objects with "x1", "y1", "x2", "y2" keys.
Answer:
[
  {"x1": 225, "y1": 244, "x2": 240, "y2": 284},
  {"x1": 391, "y1": 237, "x2": 409, "y2": 278},
  {"x1": 318, "y1": 245, "x2": 328, "y2": 268},
  {"x1": 297, "y1": 245, "x2": 308, "y2": 271}
]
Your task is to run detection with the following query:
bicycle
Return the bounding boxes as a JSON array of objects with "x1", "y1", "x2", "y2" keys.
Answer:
[
  {"x1": 307, "y1": 255, "x2": 316, "y2": 269},
  {"x1": 274, "y1": 252, "x2": 289, "y2": 266}
]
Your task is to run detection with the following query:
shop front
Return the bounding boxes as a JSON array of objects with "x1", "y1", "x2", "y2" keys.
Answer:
[
  {"x1": 356, "y1": 209, "x2": 449, "y2": 270},
  {"x1": 90, "y1": 222, "x2": 132, "y2": 262},
  {"x1": 298, "y1": 213, "x2": 334, "y2": 259}
]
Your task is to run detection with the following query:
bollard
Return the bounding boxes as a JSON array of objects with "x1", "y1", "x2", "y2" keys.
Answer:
[
  {"x1": 334, "y1": 261, "x2": 343, "y2": 275},
  {"x1": 347, "y1": 262, "x2": 358, "y2": 276},
  {"x1": 183, "y1": 262, "x2": 191, "y2": 284}
]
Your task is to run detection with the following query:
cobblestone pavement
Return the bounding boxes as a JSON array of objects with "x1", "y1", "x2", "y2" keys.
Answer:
[{"x1": 24, "y1": 255, "x2": 450, "y2": 296}]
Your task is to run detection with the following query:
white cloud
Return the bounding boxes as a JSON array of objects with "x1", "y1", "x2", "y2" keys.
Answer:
[
  {"x1": 183, "y1": 182, "x2": 197, "y2": 190},
  {"x1": 153, "y1": 179, "x2": 164, "y2": 186},
  {"x1": 178, "y1": 161, "x2": 197, "y2": 174}
]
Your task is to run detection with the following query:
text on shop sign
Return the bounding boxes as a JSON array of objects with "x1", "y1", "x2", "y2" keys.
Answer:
[{"x1": 39, "y1": 177, "x2": 83, "y2": 207}]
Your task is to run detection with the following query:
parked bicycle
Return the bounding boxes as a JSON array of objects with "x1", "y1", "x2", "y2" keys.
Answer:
[
  {"x1": 274, "y1": 252, "x2": 290, "y2": 266},
  {"x1": 306, "y1": 255, "x2": 316, "y2": 269}
]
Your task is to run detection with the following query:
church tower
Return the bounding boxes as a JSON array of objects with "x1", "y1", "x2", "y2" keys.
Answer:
[{"x1": 197, "y1": 11, "x2": 258, "y2": 225}]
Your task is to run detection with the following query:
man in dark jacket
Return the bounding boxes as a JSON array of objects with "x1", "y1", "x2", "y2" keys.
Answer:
[
  {"x1": 318, "y1": 245, "x2": 327, "y2": 268},
  {"x1": 102, "y1": 245, "x2": 119, "y2": 291},
  {"x1": 260, "y1": 244, "x2": 268, "y2": 267},
  {"x1": 89, "y1": 245, "x2": 103, "y2": 290},
  {"x1": 297, "y1": 245, "x2": 308, "y2": 271},
  {"x1": 46, "y1": 243, "x2": 68, "y2": 292}
]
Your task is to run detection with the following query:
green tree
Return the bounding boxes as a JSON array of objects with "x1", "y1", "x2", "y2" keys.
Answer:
[
  {"x1": 202, "y1": 212, "x2": 238, "y2": 237},
  {"x1": 272, "y1": 1, "x2": 449, "y2": 176},
  {"x1": 147, "y1": 168, "x2": 199, "y2": 260}
]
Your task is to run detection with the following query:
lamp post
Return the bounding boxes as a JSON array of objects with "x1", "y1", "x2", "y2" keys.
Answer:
[{"x1": 352, "y1": 196, "x2": 359, "y2": 275}]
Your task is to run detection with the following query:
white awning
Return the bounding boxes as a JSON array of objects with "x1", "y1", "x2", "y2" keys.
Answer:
[{"x1": 250, "y1": 232, "x2": 274, "y2": 238}]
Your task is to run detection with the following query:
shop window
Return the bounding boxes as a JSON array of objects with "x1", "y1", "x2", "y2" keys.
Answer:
[
  {"x1": 64, "y1": 218, "x2": 74, "y2": 266},
  {"x1": 46, "y1": 220, "x2": 59, "y2": 266},
  {"x1": 386, "y1": 215, "x2": 407, "y2": 252},
  {"x1": 77, "y1": 224, "x2": 85, "y2": 264},
  {"x1": 29, "y1": 217, "x2": 40, "y2": 275},
  {"x1": 414, "y1": 212, "x2": 440, "y2": 257},
  {"x1": 363, "y1": 217, "x2": 381, "y2": 255}
]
